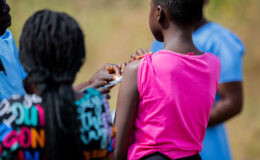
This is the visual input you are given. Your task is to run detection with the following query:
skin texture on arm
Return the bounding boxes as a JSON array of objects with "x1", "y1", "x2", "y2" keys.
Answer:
[
  {"x1": 114, "y1": 60, "x2": 140, "y2": 160},
  {"x1": 129, "y1": 48, "x2": 152, "y2": 62},
  {"x1": 208, "y1": 82, "x2": 243, "y2": 127}
]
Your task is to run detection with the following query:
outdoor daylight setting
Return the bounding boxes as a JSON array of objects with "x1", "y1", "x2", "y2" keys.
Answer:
[{"x1": 0, "y1": 0, "x2": 259, "y2": 159}]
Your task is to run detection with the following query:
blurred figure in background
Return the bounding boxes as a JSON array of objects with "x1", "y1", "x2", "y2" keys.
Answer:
[
  {"x1": 150, "y1": 0, "x2": 245, "y2": 159},
  {"x1": 0, "y1": 0, "x2": 27, "y2": 100}
]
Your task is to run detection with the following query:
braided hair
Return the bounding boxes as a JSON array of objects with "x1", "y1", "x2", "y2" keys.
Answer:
[{"x1": 19, "y1": 10, "x2": 85, "y2": 160}]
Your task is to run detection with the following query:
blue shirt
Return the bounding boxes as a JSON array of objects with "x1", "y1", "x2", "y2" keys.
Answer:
[
  {"x1": 0, "y1": 29, "x2": 26, "y2": 101},
  {"x1": 151, "y1": 22, "x2": 245, "y2": 160}
]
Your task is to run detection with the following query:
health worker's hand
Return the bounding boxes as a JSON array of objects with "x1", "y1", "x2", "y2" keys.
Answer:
[
  {"x1": 129, "y1": 48, "x2": 152, "y2": 62},
  {"x1": 74, "y1": 63, "x2": 122, "y2": 99}
]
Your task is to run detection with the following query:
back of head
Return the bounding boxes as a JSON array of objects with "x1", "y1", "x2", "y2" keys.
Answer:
[
  {"x1": 153, "y1": 0, "x2": 204, "y2": 26},
  {"x1": 20, "y1": 9, "x2": 85, "y2": 84},
  {"x1": 0, "y1": 0, "x2": 11, "y2": 35},
  {"x1": 19, "y1": 10, "x2": 85, "y2": 160}
]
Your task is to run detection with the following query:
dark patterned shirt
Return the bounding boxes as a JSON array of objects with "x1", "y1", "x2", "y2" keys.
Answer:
[{"x1": 0, "y1": 88, "x2": 115, "y2": 160}]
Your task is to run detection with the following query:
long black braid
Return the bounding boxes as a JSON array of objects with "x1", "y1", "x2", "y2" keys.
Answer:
[{"x1": 19, "y1": 10, "x2": 85, "y2": 160}]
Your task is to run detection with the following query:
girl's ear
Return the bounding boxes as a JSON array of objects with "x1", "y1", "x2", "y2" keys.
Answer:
[{"x1": 157, "y1": 5, "x2": 165, "y2": 23}]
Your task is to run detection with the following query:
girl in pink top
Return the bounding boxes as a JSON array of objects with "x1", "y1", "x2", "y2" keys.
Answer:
[{"x1": 115, "y1": 0, "x2": 221, "y2": 160}]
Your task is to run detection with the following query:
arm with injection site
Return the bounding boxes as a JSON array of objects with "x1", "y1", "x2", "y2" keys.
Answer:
[{"x1": 114, "y1": 60, "x2": 140, "y2": 160}]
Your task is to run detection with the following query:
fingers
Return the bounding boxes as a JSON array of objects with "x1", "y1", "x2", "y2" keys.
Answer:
[
  {"x1": 118, "y1": 62, "x2": 127, "y2": 73},
  {"x1": 129, "y1": 54, "x2": 146, "y2": 62},
  {"x1": 88, "y1": 81, "x2": 107, "y2": 89},
  {"x1": 135, "y1": 55, "x2": 145, "y2": 60},
  {"x1": 105, "y1": 63, "x2": 121, "y2": 75},
  {"x1": 130, "y1": 48, "x2": 142, "y2": 59},
  {"x1": 91, "y1": 63, "x2": 123, "y2": 84},
  {"x1": 129, "y1": 56, "x2": 135, "y2": 63},
  {"x1": 102, "y1": 74, "x2": 115, "y2": 82},
  {"x1": 136, "y1": 48, "x2": 149, "y2": 55},
  {"x1": 129, "y1": 48, "x2": 152, "y2": 62},
  {"x1": 130, "y1": 49, "x2": 142, "y2": 59},
  {"x1": 87, "y1": 80, "x2": 112, "y2": 95},
  {"x1": 136, "y1": 48, "x2": 143, "y2": 55},
  {"x1": 98, "y1": 87, "x2": 111, "y2": 94}
]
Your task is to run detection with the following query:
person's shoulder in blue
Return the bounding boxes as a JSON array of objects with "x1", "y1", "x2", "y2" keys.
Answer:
[
  {"x1": 0, "y1": 29, "x2": 27, "y2": 101},
  {"x1": 193, "y1": 22, "x2": 245, "y2": 84},
  {"x1": 0, "y1": 0, "x2": 27, "y2": 101}
]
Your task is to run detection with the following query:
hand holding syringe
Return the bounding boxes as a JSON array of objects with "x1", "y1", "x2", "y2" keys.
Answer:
[
  {"x1": 103, "y1": 49, "x2": 152, "y2": 89},
  {"x1": 103, "y1": 62, "x2": 126, "y2": 88}
]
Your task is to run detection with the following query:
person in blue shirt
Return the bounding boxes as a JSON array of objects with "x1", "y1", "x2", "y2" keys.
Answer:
[
  {"x1": 149, "y1": 0, "x2": 244, "y2": 159},
  {"x1": 0, "y1": 0, "x2": 27, "y2": 100},
  {"x1": 0, "y1": 0, "x2": 122, "y2": 101}
]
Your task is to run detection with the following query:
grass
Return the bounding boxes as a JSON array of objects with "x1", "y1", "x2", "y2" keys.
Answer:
[{"x1": 8, "y1": 0, "x2": 260, "y2": 159}]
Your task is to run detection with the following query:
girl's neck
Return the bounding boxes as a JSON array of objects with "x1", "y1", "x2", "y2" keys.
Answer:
[{"x1": 163, "y1": 25, "x2": 201, "y2": 55}]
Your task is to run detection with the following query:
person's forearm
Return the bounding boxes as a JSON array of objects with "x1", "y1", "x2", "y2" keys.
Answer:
[
  {"x1": 208, "y1": 99, "x2": 242, "y2": 127},
  {"x1": 73, "y1": 81, "x2": 91, "y2": 92},
  {"x1": 73, "y1": 63, "x2": 122, "y2": 92}
]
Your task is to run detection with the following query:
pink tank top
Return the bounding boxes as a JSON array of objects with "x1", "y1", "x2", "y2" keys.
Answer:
[{"x1": 127, "y1": 50, "x2": 221, "y2": 160}]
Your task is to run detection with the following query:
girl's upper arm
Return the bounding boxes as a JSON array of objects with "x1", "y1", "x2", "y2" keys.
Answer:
[{"x1": 115, "y1": 60, "x2": 140, "y2": 160}]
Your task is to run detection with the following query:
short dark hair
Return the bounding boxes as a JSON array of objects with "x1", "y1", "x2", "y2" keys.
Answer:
[{"x1": 153, "y1": 0, "x2": 204, "y2": 26}]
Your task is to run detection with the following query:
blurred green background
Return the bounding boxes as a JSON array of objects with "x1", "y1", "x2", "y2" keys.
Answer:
[{"x1": 8, "y1": 0, "x2": 260, "y2": 159}]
